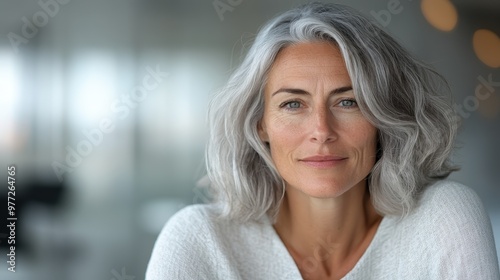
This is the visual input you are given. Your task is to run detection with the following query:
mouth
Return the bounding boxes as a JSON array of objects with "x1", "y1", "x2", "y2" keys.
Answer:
[{"x1": 299, "y1": 155, "x2": 347, "y2": 168}]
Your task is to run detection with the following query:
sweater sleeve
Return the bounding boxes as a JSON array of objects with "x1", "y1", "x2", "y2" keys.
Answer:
[
  {"x1": 145, "y1": 205, "x2": 230, "y2": 280},
  {"x1": 425, "y1": 182, "x2": 500, "y2": 279}
]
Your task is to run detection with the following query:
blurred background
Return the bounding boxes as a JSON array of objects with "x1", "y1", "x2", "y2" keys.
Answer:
[{"x1": 0, "y1": 0, "x2": 498, "y2": 279}]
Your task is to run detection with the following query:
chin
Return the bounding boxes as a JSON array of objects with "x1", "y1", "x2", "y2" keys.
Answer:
[
  {"x1": 299, "y1": 181, "x2": 352, "y2": 198},
  {"x1": 292, "y1": 179, "x2": 355, "y2": 198}
]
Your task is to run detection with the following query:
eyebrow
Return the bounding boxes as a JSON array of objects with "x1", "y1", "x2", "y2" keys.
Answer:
[{"x1": 271, "y1": 86, "x2": 353, "y2": 97}]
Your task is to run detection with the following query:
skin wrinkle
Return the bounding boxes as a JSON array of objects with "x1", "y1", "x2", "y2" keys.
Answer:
[{"x1": 258, "y1": 42, "x2": 382, "y2": 279}]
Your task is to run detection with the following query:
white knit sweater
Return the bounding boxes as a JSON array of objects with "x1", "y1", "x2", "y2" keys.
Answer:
[{"x1": 145, "y1": 180, "x2": 500, "y2": 279}]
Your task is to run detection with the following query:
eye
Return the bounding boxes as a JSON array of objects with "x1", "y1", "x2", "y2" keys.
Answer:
[
  {"x1": 287, "y1": 101, "x2": 301, "y2": 108},
  {"x1": 280, "y1": 100, "x2": 303, "y2": 110},
  {"x1": 338, "y1": 99, "x2": 357, "y2": 108}
]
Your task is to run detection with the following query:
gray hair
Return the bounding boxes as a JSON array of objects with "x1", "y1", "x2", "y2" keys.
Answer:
[{"x1": 205, "y1": 2, "x2": 459, "y2": 222}]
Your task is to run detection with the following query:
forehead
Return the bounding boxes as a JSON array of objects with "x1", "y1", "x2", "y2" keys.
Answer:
[{"x1": 266, "y1": 42, "x2": 351, "y2": 87}]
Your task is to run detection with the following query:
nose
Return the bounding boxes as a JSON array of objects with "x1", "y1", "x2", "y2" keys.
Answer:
[{"x1": 310, "y1": 106, "x2": 337, "y2": 143}]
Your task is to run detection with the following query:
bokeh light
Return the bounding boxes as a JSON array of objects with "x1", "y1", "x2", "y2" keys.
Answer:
[
  {"x1": 421, "y1": 0, "x2": 458, "y2": 32},
  {"x1": 473, "y1": 29, "x2": 500, "y2": 68}
]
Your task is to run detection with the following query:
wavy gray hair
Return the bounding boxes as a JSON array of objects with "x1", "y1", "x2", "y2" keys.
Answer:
[{"x1": 205, "y1": 2, "x2": 459, "y2": 222}]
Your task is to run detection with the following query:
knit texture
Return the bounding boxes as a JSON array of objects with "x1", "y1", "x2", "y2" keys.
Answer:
[{"x1": 145, "y1": 180, "x2": 500, "y2": 279}]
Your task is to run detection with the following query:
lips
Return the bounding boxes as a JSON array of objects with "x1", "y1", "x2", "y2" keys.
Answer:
[{"x1": 299, "y1": 155, "x2": 347, "y2": 168}]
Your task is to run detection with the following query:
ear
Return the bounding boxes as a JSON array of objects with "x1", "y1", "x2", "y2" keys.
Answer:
[{"x1": 257, "y1": 120, "x2": 269, "y2": 143}]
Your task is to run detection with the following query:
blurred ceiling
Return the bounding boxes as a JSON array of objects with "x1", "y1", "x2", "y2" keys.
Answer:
[
  {"x1": 2, "y1": 0, "x2": 499, "y2": 20},
  {"x1": 1, "y1": 0, "x2": 499, "y2": 46}
]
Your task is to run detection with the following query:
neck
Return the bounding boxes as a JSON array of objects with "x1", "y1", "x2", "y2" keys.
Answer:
[{"x1": 273, "y1": 180, "x2": 382, "y2": 276}]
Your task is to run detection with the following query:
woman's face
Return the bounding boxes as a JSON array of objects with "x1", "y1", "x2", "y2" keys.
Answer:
[{"x1": 258, "y1": 42, "x2": 378, "y2": 198}]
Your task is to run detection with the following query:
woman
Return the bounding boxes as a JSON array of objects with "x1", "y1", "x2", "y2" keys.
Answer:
[{"x1": 146, "y1": 2, "x2": 500, "y2": 279}]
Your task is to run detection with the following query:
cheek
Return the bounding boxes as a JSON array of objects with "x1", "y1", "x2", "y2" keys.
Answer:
[
  {"x1": 265, "y1": 115, "x2": 302, "y2": 143},
  {"x1": 359, "y1": 125, "x2": 377, "y2": 148},
  {"x1": 265, "y1": 115, "x2": 304, "y2": 159},
  {"x1": 355, "y1": 123, "x2": 378, "y2": 163},
  {"x1": 341, "y1": 116, "x2": 377, "y2": 149}
]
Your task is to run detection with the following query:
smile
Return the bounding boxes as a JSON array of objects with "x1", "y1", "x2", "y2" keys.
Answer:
[{"x1": 299, "y1": 155, "x2": 348, "y2": 168}]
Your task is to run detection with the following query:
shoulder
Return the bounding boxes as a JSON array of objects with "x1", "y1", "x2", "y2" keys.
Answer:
[
  {"x1": 145, "y1": 204, "x2": 236, "y2": 280},
  {"x1": 420, "y1": 180, "x2": 480, "y2": 204},
  {"x1": 414, "y1": 180, "x2": 497, "y2": 233},
  {"x1": 402, "y1": 180, "x2": 500, "y2": 278},
  {"x1": 417, "y1": 180, "x2": 484, "y2": 217},
  {"x1": 159, "y1": 203, "x2": 220, "y2": 234},
  {"x1": 151, "y1": 204, "x2": 222, "y2": 249},
  {"x1": 412, "y1": 180, "x2": 490, "y2": 236}
]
